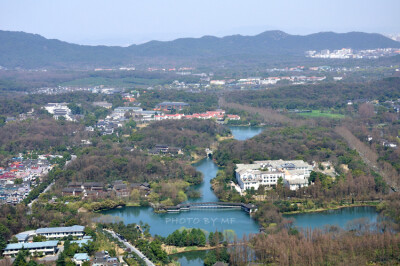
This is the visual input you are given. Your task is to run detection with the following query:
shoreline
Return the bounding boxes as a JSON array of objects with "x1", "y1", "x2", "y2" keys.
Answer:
[
  {"x1": 282, "y1": 203, "x2": 379, "y2": 215},
  {"x1": 164, "y1": 244, "x2": 222, "y2": 255}
]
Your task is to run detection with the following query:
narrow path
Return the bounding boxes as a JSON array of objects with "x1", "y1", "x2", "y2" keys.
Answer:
[
  {"x1": 335, "y1": 126, "x2": 399, "y2": 191},
  {"x1": 218, "y1": 97, "x2": 305, "y2": 126},
  {"x1": 104, "y1": 229, "x2": 155, "y2": 266},
  {"x1": 28, "y1": 155, "x2": 77, "y2": 211}
]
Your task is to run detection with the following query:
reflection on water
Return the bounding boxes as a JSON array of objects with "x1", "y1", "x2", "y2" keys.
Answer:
[
  {"x1": 228, "y1": 126, "x2": 264, "y2": 141},
  {"x1": 100, "y1": 127, "x2": 380, "y2": 265},
  {"x1": 284, "y1": 206, "x2": 378, "y2": 230},
  {"x1": 102, "y1": 126, "x2": 266, "y2": 239},
  {"x1": 102, "y1": 182, "x2": 260, "y2": 237},
  {"x1": 169, "y1": 250, "x2": 208, "y2": 266}
]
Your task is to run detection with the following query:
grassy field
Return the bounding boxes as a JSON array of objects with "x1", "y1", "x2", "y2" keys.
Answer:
[{"x1": 298, "y1": 110, "x2": 345, "y2": 119}]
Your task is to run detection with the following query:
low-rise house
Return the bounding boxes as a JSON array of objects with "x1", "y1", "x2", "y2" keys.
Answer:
[
  {"x1": 14, "y1": 232, "x2": 31, "y2": 243},
  {"x1": 3, "y1": 241, "x2": 59, "y2": 256},
  {"x1": 93, "y1": 102, "x2": 113, "y2": 109},
  {"x1": 62, "y1": 188, "x2": 83, "y2": 196},
  {"x1": 83, "y1": 182, "x2": 103, "y2": 191},
  {"x1": 35, "y1": 225, "x2": 85, "y2": 239},
  {"x1": 149, "y1": 144, "x2": 183, "y2": 155},
  {"x1": 93, "y1": 251, "x2": 120, "y2": 266},
  {"x1": 68, "y1": 182, "x2": 83, "y2": 188},
  {"x1": 130, "y1": 183, "x2": 151, "y2": 192},
  {"x1": 113, "y1": 183, "x2": 129, "y2": 198},
  {"x1": 382, "y1": 140, "x2": 398, "y2": 148},
  {"x1": 155, "y1": 101, "x2": 189, "y2": 111},
  {"x1": 73, "y1": 253, "x2": 90, "y2": 265},
  {"x1": 226, "y1": 114, "x2": 240, "y2": 120}
]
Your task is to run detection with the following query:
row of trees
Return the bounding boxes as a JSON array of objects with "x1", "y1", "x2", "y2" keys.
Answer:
[
  {"x1": 224, "y1": 77, "x2": 400, "y2": 110},
  {"x1": 102, "y1": 222, "x2": 168, "y2": 264},
  {"x1": 131, "y1": 119, "x2": 230, "y2": 152},
  {"x1": 230, "y1": 228, "x2": 400, "y2": 265},
  {"x1": 165, "y1": 228, "x2": 206, "y2": 247}
]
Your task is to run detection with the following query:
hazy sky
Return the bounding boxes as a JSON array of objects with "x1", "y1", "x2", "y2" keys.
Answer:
[{"x1": 1, "y1": 0, "x2": 399, "y2": 46}]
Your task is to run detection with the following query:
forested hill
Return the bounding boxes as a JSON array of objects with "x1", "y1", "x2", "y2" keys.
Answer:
[
  {"x1": 224, "y1": 77, "x2": 400, "y2": 109},
  {"x1": 0, "y1": 30, "x2": 399, "y2": 69}
]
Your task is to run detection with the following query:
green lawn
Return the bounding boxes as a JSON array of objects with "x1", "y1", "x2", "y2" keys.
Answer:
[{"x1": 298, "y1": 110, "x2": 345, "y2": 119}]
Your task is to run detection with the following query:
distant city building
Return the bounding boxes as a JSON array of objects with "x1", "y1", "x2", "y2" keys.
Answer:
[
  {"x1": 155, "y1": 102, "x2": 189, "y2": 111},
  {"x1": 44, "y1": 103, "x2": 73, "y2": 121},
  {"x1": 210, "y1": 80, "x2": 226, "y2": 85},
  {"x1": 93, "y1": 101, "x2": 113, "y2": 109},
  {"x1": 306, "y1": 48, "x2": 400, "y2": 59}
]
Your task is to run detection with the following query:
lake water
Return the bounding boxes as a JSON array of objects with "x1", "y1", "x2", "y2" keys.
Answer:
[
  {"x1": 285, "y1": 206, "x2": 378, "y2": 230},
  {"x1": 100, "y1": 126, "x2": 379, "y2": 265},
  {"x1": 101, "y1": 126, "x2": 263, "y2": 238},
  {"x1": 169, "y1": 250, "x2": 208, "y2": 266},
  {"x1": 228, "y1": 126, "x2": 264, "y2": 141},
  {"x1": 102, "y1": 158, "x2": 260, "y2": 238}
]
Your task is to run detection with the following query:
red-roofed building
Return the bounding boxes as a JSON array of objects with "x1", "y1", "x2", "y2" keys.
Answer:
[{"x1": 227, "y1": 114, "x2": 241, "y2": 120}]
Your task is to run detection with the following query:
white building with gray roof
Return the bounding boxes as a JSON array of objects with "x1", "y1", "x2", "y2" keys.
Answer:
[
  {"x1": 3, "y1": 241, "x2": 59, "y2": 256},
  {"x1": 35, "y1": 225, "x2": 85, "y2": 239},
  {"x1": 235, "y1": 160, "x2": 313, "y2": 192}
]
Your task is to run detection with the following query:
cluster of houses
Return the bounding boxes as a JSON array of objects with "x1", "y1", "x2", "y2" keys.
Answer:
[
  {"x1": 0, "y1": 156, "x2": 54, "y2": 204},
  {"x1": 209, "y1": 76, "x2": 327, "y2": 87},
  {"x1": 62, "y1": 181, "x2": 151, "y2": 199},
  {"x1": 3, "y1": 225, "x2": 85, "y2": 256},
  {"x1": 72, "y1": 250, "x2": 120, "y2": 265},
  {"x1": 154, "y1": 109, "x2": 240, "y2": 122},
  {"x1": 112, "y1": 180, "x2": 151, "y2": 198},
  {"x1": 122, "y1": 90, "x2": 140, "y2": 103},
  {"x1": 306, "y1": 48, "x2": 400, "y2": 59},
  {"x1": 367, "y1": 135, "x2": 398, "y2": 149},
  {"x1": 383, "y1": 99, "x2": 400, "y2": 114},
  {"x1": 235, "y1": 160, "x2": 314, "y2": 192},
  {"x1": 90, "y1": 104, "x2": 240, "y2": 136},
  {"x1": 149, "y1": 144, "x2": 183, "y2": 156},
  {"x1": 62, "y1": 182, "x2": 104, "y2": 197},
  {"x1": 92, "y1": 106, "x2": 160, "y2": 135},
  {"x1": 3, "y1": 225, "x2": 121, "y2": 265},
  {"x1": 4, "y1": 109, "x2": 37, "y2": 125},
  {"x1": 154, "y1": 101, "x2": 189, "y2": 111},
  {"x1": 92, "y1": 101, "x2": 113, "y2": 109}
]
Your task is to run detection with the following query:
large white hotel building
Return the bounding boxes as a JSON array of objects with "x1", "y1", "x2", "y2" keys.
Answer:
[{"x1": 235, "y1": 160, "x2": 314, "y2": 192}]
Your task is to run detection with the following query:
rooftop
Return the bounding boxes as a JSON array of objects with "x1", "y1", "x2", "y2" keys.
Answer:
[
  {"x1": 4, "y1": 241, "x2": 59, "y2": 250},
  {"x1": 157, "y1": 102, "x2": 189, "y2": 106},
  {"x1": 36, "y1": 225, "x2": 85, "y2": 234},
  {"x1": 73, "y1": 253, "x2": 90, "y2": 261}
]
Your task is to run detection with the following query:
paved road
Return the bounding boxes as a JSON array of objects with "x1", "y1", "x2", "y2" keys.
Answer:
[
  {"x1": 28, "y1": 155, "x2": 77, "y2": 210},
  {"x1": 104, "y1": 229, "x2": 155, "y2": 266},
  {"x1": 27, "y1": 181, "x2": 55, "y2": 211}
]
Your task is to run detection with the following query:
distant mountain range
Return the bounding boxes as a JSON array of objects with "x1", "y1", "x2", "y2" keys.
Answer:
[{"x1": 0, "y1": 30, "x2": 399, "y2": 69}]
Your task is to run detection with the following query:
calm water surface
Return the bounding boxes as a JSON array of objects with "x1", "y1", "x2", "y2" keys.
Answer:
[
  {"x1": 101, "y1": 126, "x2": 263, "y2": 238},
  {"x1": 169, "y1": 250, "x2": 208, "y2": 266},
  {"x1": 101, "y1": 126, "x2": 379, "y2": 265},
  {"x1": 102, "y1": 158, "x2": 260, "y2": 238},
  {"x1": 228, "y1": 126, "x2": 264, "y2": 141},
  {"x1": 285, "y1": 206, "x2": 378, "y2": 230}
]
